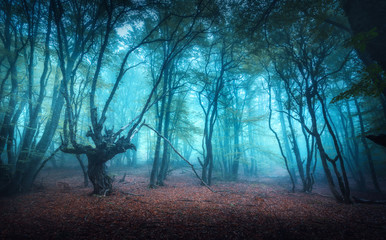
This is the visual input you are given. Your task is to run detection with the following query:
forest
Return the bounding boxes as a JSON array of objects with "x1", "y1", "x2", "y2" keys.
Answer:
[{"x1": 1, "y1": 0, "x2": 386, "y2": 239}]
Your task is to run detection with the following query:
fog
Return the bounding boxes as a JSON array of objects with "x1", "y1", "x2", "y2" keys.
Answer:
[{"x1": 1, "y1": 0, "x2": 386, "y2": 203}]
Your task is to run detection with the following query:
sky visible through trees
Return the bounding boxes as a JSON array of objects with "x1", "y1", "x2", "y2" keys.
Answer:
[
  {"x1": 1, "y1": 0, "x2": 386, "y2": 208},
  {"x1": 1, "y1": 0, "x2": 386, "y2": 238}
]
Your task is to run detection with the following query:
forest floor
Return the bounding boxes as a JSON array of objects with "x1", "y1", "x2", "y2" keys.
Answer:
[{"x1": 1, "y1": 167, "x2": 386, "y2": 240}]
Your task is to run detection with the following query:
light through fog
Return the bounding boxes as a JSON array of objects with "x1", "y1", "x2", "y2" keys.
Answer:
[{"x1": 1, "y1": 1, "x2": 386, "y2": 238}]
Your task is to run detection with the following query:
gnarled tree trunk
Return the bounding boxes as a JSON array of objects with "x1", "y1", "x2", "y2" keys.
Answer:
[{"x1": 86, "y1": 153, "x2": 112, "y2": 195}]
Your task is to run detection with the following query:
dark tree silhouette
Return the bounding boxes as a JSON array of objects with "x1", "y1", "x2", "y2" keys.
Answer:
[{"x1": 366, "y1": 134, "x2": 386, "y2": 148}]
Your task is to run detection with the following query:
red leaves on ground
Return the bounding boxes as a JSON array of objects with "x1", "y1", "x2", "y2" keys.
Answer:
[{"x1": 1, "y1": 167, "x2": 386, "y2": 239}]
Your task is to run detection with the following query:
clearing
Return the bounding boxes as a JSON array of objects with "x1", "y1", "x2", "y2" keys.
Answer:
[{"x1": 1, "y1": 167, "x2": 386, "y2": 239}]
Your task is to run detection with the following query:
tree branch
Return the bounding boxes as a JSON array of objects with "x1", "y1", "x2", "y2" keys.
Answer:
[
  {"x1": 32, "y1": 145, "x2": 61, "y2": 182},
  {"x1": 142, "y1": 122, "x2": 215, "y2": 193}
]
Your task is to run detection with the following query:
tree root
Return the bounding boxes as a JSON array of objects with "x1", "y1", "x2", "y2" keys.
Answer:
[{"x1": 353, "y1": 196, "x2": 386, "y2": 205}]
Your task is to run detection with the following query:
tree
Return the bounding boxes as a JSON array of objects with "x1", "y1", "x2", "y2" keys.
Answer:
[
  {"x1": 264, "y1": 9, "x2": 353, "y2": 201},
  {"x1": 342, "y1": 0, "x2": 386, "y2": 74},
  {"x1": 195, "y1": 32, "x2": 241, "y2": 185},
  {"x1": 0, "y1": 0, "x2": 70, "y2": 195},
  {"x1": 286, "y1": 0, "x2": 386, "y2": 119},
  {"x1": 272, "y1": 57, "x2": 317, "y2": 192},
  {"x1": 265, "y1": 72, "x2": 296, "y2": 192},
  {"x1": 59, "y1": 0, "x2": 217, "y2": 195},
  {"x1": 56, "y1": 0, "x2": 152, "y2": 195},
  {"x1": 143, "y1": 0, "x2": 218, "y2": 188}
]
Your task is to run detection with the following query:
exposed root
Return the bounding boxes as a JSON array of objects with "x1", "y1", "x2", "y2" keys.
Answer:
[{"x1": 353, "y1": 196, "x2": 386, "y2": 205}]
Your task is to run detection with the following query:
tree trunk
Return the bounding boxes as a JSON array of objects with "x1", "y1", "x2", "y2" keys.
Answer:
[
  {"x1": 1, "y1": 72, "x2": 65, "y2": 195},
  {"x1": 87, "y1": 154, "x2": 112, "y2": 195},
  {"x1": 268, "y1": 84, "x2": 295, "y2": 192},
  {"x1": 306, "y1": 93, "x2": 345, "y2": 203},
  {"x1": 354, "y1": 98, "x2": 381, "y2": 192},
  {"x1": 231, "y1": 121, "x2": 240, "y2": 181},
  {"x1": 131, "y1": 134, "x2": 138, "y2": 167},
  {"x1": 318, "y1": 93, "x2": 351, "y2": 202},
  {"x1": 216, "y1": 123, "x2": 226, "y2": 178},
  {"x1": 208, "y1": 150, "x2": 214, "y2": 186},
  {"x1": 287, "y1": 112, "x2": 307, "y2": 191},
  {"x1": 157, "y1": 84, "x2": 173, "y2": 186},
  {"x1": 149, "y1": 78, "x2": 167, "y2": 188},
  {"x1": 247, "y1": 117, "x2": 257, "y2": 176},
  {"x1": 276, "y1": 88, "x2": 297, "y2": 183},
  {"x1": 343, "y1": 0, "x2": 386, "y2": 119},
  {"x1": 341, "y1": 100, "x2": 366, "y2": 190},
  {"x1": 202, "y1": 136, "x2": 213, "y2": 185},
  {"x1": 343, "y1": 0, "x2": 386, "y2": 73},
  {"x1": 149, "y1": 131, "x2": 162, "y2": 188},
  {"x1": 223, "y1": 118, "x2": 231, "y2": 177},
  {"x1": 76, "y1": 154, "x2": 88, "y2": 187},
  {"x1": 0, "y1": 64, "x2": 17, "y2": 157}
]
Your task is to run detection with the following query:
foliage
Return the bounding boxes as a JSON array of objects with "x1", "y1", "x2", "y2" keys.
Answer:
[{"x1": 331, "y1": 63, "x2": 385, "y2": 103}]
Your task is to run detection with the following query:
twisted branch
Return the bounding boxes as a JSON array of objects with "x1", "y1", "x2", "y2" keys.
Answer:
[{"x1": 141, "y1": 122, "x2": 215, "y2": 193}]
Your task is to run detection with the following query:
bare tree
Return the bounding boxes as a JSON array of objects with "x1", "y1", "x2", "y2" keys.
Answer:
[{"x1": 59, "y1": 0, "x2": 217, "y2": 195}]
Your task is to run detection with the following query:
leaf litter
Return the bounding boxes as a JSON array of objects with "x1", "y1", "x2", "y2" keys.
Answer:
[{"x1": 1, "y1": 167, "x2": 386, "y2": 239}]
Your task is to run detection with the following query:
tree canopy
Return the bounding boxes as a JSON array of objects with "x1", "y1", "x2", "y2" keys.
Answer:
[{"x1": 1, "y1": 0, "x2": 385, "y2": 203}]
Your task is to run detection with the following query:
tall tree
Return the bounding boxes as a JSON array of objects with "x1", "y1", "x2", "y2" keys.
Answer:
[
  {"x1": 60, "y1": 0, "x2": 217, "y2": 195},
  {"x1": 0, "y1": 0, "x2": 69, "y2": 194}
]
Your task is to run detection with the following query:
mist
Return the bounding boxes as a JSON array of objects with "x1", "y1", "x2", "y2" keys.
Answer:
[{"x1": 1, "y1": 0, "x2": 386, "y2": 239}]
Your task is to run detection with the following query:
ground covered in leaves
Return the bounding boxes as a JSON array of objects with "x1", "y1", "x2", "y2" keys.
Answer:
[{"x1": 1, "y1": 167, "x2": 386, "y2": 239}]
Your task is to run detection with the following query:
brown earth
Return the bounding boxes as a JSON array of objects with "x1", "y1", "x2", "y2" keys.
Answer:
[{"x1": 1, "y1": 167, "x2": 386, "y2": 239}]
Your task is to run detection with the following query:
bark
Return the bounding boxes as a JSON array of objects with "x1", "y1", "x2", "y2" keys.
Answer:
[
  {"x1": 12, "y1": 1, "x2": 52, "y2": 188},
  {"x1": 318, "y1": 93, "x2": 351, "y2": 203},
  {"x1": 354, "y1": 98, "x2": 381, "y2": 192},
  {"x1": 343, "y1": 0, "x2": 386, "y2": 72},
  {"x1": 287, "y1": 112, "x2": 308, "y2": 191},
  {"x1": 223, "y1": 118, "x2": 231, "y2": 177},
  {"x1": 87, "y1": 155, "x2": 112, "y2": 195},
  {"x1": 158, "y1": 63, "x2": 174, "y2": 185},
  {"x1": 342, "y1": 100, "x2": 365, "y2": 189},
  {"x1": 149, "y1": 67, "x2": 168, "y2": 188},
  {"x1": 12, "y1": 73, "x2": 65, "y2": 194},
  {"x1": 231, "y1": 120, "x2": 241, "y2": 181},
  {"x1": 342, "y1": 0, "x2": 386, "y2": 118},
  {"x1": 275, "y1": 87, "x2": 298, "y2": 184},
  {"x1": 0, "y1": 1, "x2": 20, "y2": 158},
  {"x1": 279, "y1": 64, "x2": 313, "y2": 191},
  {"x1": 0, "y1": 56, "x2": 18, "y2": 158},
  {"x1": 215, "y1": 122, "x2": 226, "y2": 178},
  {"x1": 149, "y1": 121, "x2": 163, "y2": 188},
  {"x1": 143, "y1": 123, "x2": 215, "y2": 192},
  {"x1": 208, "y1": 150, "x2": 214, "y2": 185},
  {"x1": 298, "y1": 98, "x2": 315, "y2": 192},
  {"x1": 268, "y1": 83, "x2": 295, "y2": 192},
  {"x1": 306, "y1": 91, "x2": 345, "y2": 203},
  {"x1": 247, "y1": 111, "x2": 257, "y2": 176},
  {"x1": 201, "y1": 138, "x2": 212, "y2": 185},
  {"x1": 2, "y1": 63, "x2": 64, "y2": 195}
]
